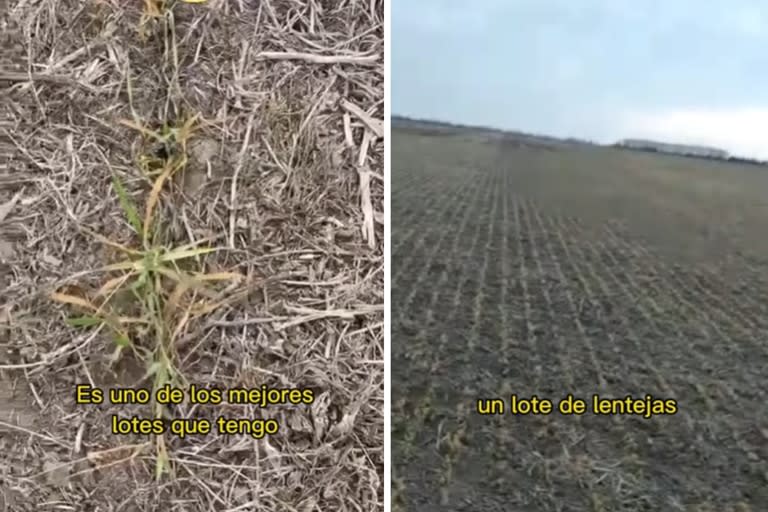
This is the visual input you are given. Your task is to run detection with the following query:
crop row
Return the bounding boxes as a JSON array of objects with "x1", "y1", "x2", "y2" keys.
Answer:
[{"x1": 392, "y1": 161, "x2": 767, "y2": 508}]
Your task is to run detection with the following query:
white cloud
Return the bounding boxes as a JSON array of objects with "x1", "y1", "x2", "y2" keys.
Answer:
[{"x1": 619, "y1": 108, "x2": 768, "y2": 159}]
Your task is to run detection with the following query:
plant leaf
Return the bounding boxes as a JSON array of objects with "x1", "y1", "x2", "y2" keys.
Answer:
[
  {"x1": 66, "y1": 315, "x2": 104, "y2": 327},
  {"x1": 51, "y1": 292, "x2": 98, "y2": 311},
  {"x1": 143, "y1": 157, "x2": 185, "y2": 246},
  {"x1": 176, "y1": 113, "x2": 201, "y2": 151},
  {"x1": 190, "y1": 271, "x2": 243, "y2": 282},
  {"x1": 114, "y1": 333, "x2": 132, "y2": 347},
  {"x1": 95, "y1": 273, "x2": 135, "y2": 298},
  {"x1": 102, "y1": 259, "x2": 145, "y2": 272},
  {"x1": 155, "y1": 440, "x2": 169, "y2": 482},
  {"x1": 115, "y1": 316, "x2": 149, "y2": 324},
  {"x1": 119, "y1": 118, "x2": 166, "y2": 142},
  {"x1": 188, "y1": 298, "x2": 228, "y2": 317},
  {"x1": 154, "y1": 265, "x2": 185, "y2": 282},
  {"x1": 112, "y1": 173, "x2": 143, "y2": 235},
  {"x1": 166, "y1": 280, "x2": 191, "y2": 313},
  {"x1": 85, "y1": 229, "x2": 143, "y2": 256},
  {"x1": 160, "y1": 246, "x2": 216, "y2": 262},
  {"x1": 170, "y1": 237, "x2": 219, "y2": 252}
]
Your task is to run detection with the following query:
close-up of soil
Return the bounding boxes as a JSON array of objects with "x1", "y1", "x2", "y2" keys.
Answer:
[{"x1": 1, "y1": 1, "x2": 383, "y2": 510}]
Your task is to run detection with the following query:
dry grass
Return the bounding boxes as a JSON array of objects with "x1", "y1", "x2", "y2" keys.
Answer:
[{"x1": 0, "y1": 0, "x2": 383, "y2": 510}]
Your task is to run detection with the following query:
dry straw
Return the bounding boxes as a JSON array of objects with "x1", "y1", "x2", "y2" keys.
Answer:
[{"x1": 0, "y1": 0, "x2": 383, "y2": 508}]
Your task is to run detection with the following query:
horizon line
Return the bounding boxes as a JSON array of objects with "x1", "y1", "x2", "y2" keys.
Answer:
[{"x1": 392, "y1": 113, "x2": 768, "y2": 162}]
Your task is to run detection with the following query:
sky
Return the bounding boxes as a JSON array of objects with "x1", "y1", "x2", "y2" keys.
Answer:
[{"x1": 392, "y1": 0, "x2": 768, "y2": 159}]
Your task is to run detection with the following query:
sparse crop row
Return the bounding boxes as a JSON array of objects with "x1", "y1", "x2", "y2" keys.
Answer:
[
  {"x1": 391, "y1": 164, "x2": 494, "y2": 505},
  {"x1": 391, "y1": 172, "x2": 465, "y2": 261},
  {"x1": 555, "y1": 208, "x2": 766, "y2": 488},
  {"x1": 393, "y1": 172, "x2": 484, "y2": 324},
  {"x1": 393, "y1": 148, "x2": 767, "y2": 507},
  {"x1": 436, "y1": 163, "x2": 506, "y2": 503},
  {"x1": 427, "y1": 166, "x2": 499, "y2": 503},
  {"x1": 391, "y1": 167, "x2": 480, "y2": 269},
  {"x1": 604, "y1": 220, "x2": 768, "y2": 360},
  {"x1": 591, "y1": 219, "x2": 768, "y2": 467}
]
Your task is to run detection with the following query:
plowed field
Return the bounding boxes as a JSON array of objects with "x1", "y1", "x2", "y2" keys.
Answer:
[{"x1": 391, "y1": 129, "x2": 768, "y2": 511}]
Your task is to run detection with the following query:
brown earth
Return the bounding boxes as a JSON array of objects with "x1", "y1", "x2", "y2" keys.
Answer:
[{"x1": 392, "y1": 128, "x2": 768, "y2": 511}]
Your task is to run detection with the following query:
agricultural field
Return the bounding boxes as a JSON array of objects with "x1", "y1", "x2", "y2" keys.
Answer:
[{"x1": 391, "y1": 127, "x2": 768, "y2": 511}]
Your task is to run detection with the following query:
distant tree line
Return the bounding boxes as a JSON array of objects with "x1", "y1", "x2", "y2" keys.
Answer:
[
  {"x1": 393, "y1": 115, "x2": 596, "y2": 147},
  {"x1": 392, "y1": 114, "x2": 502, "y2": 135},
  {"x1": 612, "y1": 143, "x2": 768, "y2": 166},
  {"x1": 395, "y1": 116, "x2": 761, "y2": 164},
  {"x1": 725, "y1": 155, "x2": 768, "y2": 166}
]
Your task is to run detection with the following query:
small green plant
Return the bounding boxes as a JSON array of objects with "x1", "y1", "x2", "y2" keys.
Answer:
[{"x1": 52, "y1": 116, "x2": 239, "y2": 480}]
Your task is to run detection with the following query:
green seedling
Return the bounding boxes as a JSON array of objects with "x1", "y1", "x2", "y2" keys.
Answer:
[{"x1": 52, "y1": 121, "x2": 240, "y2": 479}]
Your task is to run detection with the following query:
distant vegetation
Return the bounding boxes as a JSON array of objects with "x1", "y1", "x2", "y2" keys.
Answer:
[
  {"x1": 394, "y1": 114, "x2": 766, "y2": 166},
  {"x1": 392, "y1": 115, "x2": 596, "y2": 147},
  {"x1": 611, "y1": 142, "x2": 768, "y2": 166},
  {"x1": 725, "y1": 155, "x2": 768, "y2": 166},
  {"x1": 392, "y1": 114, "x2": 506, "y2": 137}
]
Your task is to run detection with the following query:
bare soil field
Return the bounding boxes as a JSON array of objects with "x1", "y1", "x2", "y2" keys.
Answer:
[
  {"x1": 392, "y1": 128, "x2": 768, "y2": 511},
  {"x1": 1, "y1": 1, "x2": 382, "y2": 510}
]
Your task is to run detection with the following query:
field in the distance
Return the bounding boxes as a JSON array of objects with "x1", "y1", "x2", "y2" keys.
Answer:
[{"x1": 391, "y1": 127, "x2": 768, "y2": 511}]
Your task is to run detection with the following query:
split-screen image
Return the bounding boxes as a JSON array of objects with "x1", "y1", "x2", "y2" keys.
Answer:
[{"x1": 2, "y1": 0, "x2": 768, "y2": 511}]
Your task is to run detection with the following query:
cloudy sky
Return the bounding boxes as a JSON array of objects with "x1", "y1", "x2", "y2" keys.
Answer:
[{"x1": 392, "y1": 0, "x2": 768, "y2": 159}]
